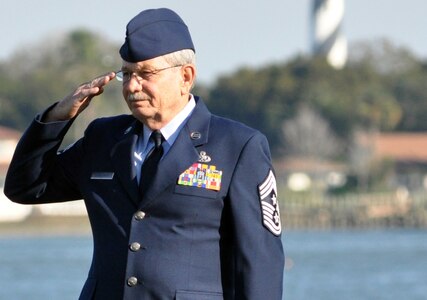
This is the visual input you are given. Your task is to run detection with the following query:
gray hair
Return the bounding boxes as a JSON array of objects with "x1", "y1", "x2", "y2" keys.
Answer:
[
  {"x1": 162, "y1": 49, "x2": 196, "y2": 66},
  {"x1": 162, "y1": 49, "x2": 196, "y2": 89}
]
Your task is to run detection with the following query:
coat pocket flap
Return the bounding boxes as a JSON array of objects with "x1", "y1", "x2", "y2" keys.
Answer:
[
  {"x1": 175, "y1": 290, "x2": 223, "y2": 300},
  {"x1": 174, "y1": 185, "x2": 218, "y2": 199}
]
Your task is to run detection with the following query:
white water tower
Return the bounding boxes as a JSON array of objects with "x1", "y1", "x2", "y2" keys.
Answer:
[{"x1": 311, "y1": 0, "x2": 347, "y2": 69}]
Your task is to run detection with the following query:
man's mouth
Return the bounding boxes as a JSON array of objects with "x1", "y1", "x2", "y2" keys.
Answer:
[{"x1": 128, "y1": 94, "x2": 150, "y2": 102}]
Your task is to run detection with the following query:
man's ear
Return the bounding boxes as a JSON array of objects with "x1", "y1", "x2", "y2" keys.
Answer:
[{"x1": 180, "y1": 64, "x2": 196, "y2": 95}]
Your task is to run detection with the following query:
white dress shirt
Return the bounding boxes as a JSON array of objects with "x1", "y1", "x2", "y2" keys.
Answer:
[{"x1": 134, "y1": 95, "x2": 196, "y2": 183}]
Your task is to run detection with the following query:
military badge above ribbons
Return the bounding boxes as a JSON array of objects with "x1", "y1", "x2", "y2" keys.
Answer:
[
  {"x1": 258, "y1": 170, "x2": 282, "y2": 236},
  {"x1": 178, "y1": 163, "x2": 222, "y2": 191}
]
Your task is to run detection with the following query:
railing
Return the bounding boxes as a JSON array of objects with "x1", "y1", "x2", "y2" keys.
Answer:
[{"x1": 279, "y1": 191, "x2": 427, "y2": 229}]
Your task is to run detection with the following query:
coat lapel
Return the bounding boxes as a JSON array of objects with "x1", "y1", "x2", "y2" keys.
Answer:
[{"x1": 110, "y1": 120, "x2": 142, "y2": 207}]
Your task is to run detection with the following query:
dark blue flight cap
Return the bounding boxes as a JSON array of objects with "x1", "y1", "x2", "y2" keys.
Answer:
[{"x1": 120, "y1": 8, "x2": 195, "y2": 62}]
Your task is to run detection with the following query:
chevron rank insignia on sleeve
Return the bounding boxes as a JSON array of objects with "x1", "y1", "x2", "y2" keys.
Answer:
[{"x1": 258, "y1": 170, "x2": 282, "y2": 236}]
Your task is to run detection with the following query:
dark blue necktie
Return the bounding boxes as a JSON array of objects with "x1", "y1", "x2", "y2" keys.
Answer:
[{"x1": 139, "y1": 130, "x2": 164, "y2": 197}]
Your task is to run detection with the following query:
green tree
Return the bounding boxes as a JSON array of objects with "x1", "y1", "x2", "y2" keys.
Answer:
[
  {"x1": 392, "y1": 63, "x2": 427, "y2": 131},
  {"x1": 0, "y1": 29, "x2": 127, "y2": 144},
  {"x1": 207, "y1": 50, "x2": 403, "y2": 155}
]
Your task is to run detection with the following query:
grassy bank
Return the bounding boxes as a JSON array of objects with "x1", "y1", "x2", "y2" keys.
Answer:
[{"x1": 2, "y1": 191, "x2": 427, "y2": 237}]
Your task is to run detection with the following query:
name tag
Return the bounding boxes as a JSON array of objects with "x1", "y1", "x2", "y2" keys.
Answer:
[{"x1": 90, "y1": 172, "x2": 115, "y2": 180}]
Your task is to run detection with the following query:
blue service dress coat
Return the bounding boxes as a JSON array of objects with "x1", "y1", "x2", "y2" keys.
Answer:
[{"x1": 4, "y1": 97, "x2": 284, "y2": 300}]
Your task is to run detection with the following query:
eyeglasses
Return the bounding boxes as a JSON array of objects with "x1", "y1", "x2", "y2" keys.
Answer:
[{"x1": 115, "y1": 65, "x2": 183, "y2": 82}]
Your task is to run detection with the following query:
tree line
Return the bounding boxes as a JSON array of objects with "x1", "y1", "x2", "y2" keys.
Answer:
[{"x1": 1, "y1": 29, "x2": 427, "y2": 160}]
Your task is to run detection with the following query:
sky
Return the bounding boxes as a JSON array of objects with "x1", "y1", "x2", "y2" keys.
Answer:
[{"x1": 1, "y1": 0, "x2": 426, "y2": 84}]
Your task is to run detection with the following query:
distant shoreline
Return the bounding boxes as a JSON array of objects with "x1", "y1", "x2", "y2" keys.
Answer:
[
  {"x1": 0, "y1": 215, "x2": 91, "y2": 237},
  {"x1": 1, "y1": 212, "x2": 427, "y2": 238}
]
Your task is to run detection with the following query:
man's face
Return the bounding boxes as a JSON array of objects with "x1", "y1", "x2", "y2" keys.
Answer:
[{"x1": 120, "y1": 56, "x2": 185, "y2": 129}]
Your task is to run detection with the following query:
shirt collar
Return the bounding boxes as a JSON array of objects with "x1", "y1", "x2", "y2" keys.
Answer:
[{"x1": 142, "y1": 94, "x2": 196, "y2": 151}]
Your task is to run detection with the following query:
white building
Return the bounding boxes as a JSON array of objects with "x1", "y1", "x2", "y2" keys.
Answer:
[{"x1": 0, "y1": 125, "x2": 87, "y2": 222}]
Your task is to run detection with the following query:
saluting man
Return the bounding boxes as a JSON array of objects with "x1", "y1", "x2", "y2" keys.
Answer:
[{"x1": 4, "y1": 8, "x2": 284, "y2": 300}]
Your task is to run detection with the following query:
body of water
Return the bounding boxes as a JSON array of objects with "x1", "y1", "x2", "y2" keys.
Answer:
[
  {"x1": 283, "y1": 229, "x2": 427, "y2": 300},
  {"x1": 0, "y1": 229, "x2": 426, "y2": 299}
]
